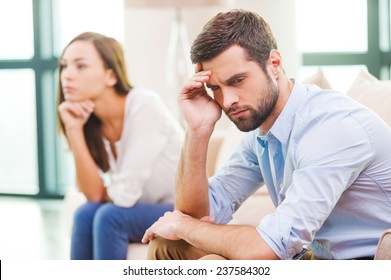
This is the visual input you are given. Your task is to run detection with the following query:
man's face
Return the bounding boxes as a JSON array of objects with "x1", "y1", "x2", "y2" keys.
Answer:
[{"x1": 203, "y1": 45, "x2": 278, "y2": 132}]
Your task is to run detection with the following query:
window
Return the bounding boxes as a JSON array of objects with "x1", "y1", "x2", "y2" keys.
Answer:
[
  {"x1": 0, "y1": 69, "x2": 38, "y2": 195},
  {"x1": 0, "y1": 0, "x2": 34, "y2": 59},
  {"x1": 0, "y1": 0, "x2": 124, "y2": 197},
  {"x1": 296, "y1": 0, "x2": 368, "y2": 53},
  {"x1": 0, "y1": 0, "x2": 40, "y2": 195},
  {"x1": 296, "y1": 0, "x2": 389, "y2": 91},
  {"x1": 54, "y1": 0, "x2": 124, "y2": 54}
]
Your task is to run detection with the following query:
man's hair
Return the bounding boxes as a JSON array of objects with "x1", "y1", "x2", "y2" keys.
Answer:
[{"x1": 190, "y1": 9, "x2": 278, "y2": 72}]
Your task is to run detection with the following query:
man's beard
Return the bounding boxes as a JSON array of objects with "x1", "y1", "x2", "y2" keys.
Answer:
[{"x1": 225, "y1": 77, "x2": 279, "y2": 132}]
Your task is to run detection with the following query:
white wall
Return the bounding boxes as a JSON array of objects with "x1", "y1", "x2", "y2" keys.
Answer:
[
  {"x1": 230, "y1": 0, "x2": 299, "y2": 77},
  {"x1": 123, "y1": 0, "x2": 299, "y2": 130}
]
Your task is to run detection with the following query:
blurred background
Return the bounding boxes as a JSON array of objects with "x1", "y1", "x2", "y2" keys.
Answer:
[{"x1": 0, "y1": 0, "x2": 389, "y2": 259}]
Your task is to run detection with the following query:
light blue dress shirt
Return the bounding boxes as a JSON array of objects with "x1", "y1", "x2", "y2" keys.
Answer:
[{"x1": 208, "y1": 81, "x2": 391, "y2": 259}]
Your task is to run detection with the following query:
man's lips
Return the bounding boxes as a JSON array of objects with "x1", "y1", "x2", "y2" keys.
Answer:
[{"x1": 229, "y1": 109, "x2": 248, "y2": 118}]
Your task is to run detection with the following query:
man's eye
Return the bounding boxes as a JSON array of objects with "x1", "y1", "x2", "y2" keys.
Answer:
[
  {"x1": 232, "y1": 78, "x2": 243, "y2": 84},
  {"x1": 211, "y1": 86, "x2": 219, "y2": 91}
]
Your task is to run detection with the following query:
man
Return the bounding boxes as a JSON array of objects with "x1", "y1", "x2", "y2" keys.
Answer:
[{"x1": 142, "y1": 9, "x2": 391, "y2": 260}]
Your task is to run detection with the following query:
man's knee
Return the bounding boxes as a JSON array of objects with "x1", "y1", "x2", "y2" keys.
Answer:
[
  {"x1": 147, "y1": 237, "x2": 207, "y2": 260},
  {"x1": 147, "y1": 237, "x2": 181, "y2": 260},
  {"x1": 198, "y1": 254, "x2": 227, "y2": 260}
]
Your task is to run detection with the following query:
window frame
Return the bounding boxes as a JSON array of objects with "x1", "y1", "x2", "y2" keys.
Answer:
[
  {"x1": 0, "y1": 0, "x2": 61, "y2": 198},
  {"x1": 302, "y1": 0, "x2": 389, "y2": 79}
]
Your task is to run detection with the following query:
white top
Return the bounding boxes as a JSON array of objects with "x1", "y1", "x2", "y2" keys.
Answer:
[{"x1": 102, "y1": 87, "x2": 184, "y2": 207}]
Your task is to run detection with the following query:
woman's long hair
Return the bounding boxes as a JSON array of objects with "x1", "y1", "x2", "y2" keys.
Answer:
[{"x1": 57, "y1": 32, "x2": 132, "y2": 172}]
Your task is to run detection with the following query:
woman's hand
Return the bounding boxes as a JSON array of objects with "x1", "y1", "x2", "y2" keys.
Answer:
[{"x1": 58, "y1": 100, "x2": 95, "y2": 132}]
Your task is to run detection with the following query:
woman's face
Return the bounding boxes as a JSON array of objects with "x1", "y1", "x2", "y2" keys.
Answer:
[{"x1": 60, "y1": 40, "x2": 113, "y2": 102}]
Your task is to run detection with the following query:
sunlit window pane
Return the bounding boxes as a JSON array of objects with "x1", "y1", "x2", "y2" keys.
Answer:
[
  {"x1": 0, "y1": 69, "x2": 39, "y2": 194},
  {"x1": 384, "y1": 0, "x2": 391, "y2": 52},
  {"x1": 299, "y1": 65, "x2": 368, "y2": 94},
  {"x1": 380, "y1": 66, "x2": 389, "y2": 80},
  {"x1": 296, "y1": 0, "x2": 367, "y2": 52},
  {"x1": 0, "y1": 0, "x2": 34, "y2": 59},
  {"x1": 54, "y1": 0, "x2": 125, "y2": 55},
  {"x1": 386, "y1": 1, "x2": 391, "y2": 51}
]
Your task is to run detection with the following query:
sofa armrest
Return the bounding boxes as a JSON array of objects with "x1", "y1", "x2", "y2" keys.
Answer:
[
  {"x1": 229, "y1": 187, "x2": 275, "y2": 227},
  {"x1": 375, "y1": 229, "x2": 391, "y2": 260}
]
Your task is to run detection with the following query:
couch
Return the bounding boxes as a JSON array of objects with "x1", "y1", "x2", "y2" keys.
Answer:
[{"x1": 64, "y1": 68, "x2": 391, "y2": 259}]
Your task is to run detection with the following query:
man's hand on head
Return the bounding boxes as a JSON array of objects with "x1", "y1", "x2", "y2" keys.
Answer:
[{"x1": 178, "y1": 63, "x2": 222, "y2": 133}]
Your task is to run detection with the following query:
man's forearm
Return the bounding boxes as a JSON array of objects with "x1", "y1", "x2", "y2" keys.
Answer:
[
  {"x1": 175, "y1": 130, "x2": 213, "y2": 218},
  {"x1": 177, "y1": 216, "x2": 279, "y2": 260}
]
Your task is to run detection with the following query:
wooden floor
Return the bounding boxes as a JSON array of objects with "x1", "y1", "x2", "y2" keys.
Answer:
[{"x1": 0, "y1": 196, "x2": 69, "y2": 260}]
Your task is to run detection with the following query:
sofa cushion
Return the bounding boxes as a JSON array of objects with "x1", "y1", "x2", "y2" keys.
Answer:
[
  {"x1": 375, "y1": 229, "x2": 391, "y2": 260},
  {"x1": 347, "y1": 70, "x2": 391, "y2": 127},
  {"x1": 303, "y1": 67, "x2": 332, "y2": 89},
  {"x1": 127, "y1": 243, "x2": 148, "y2": 260},
  {"x1": 229, "y1": 188, "x2": 275, "y2": 226},
  {"x1": 214, "y1": 123, "x2": 244, "y2": 171}
]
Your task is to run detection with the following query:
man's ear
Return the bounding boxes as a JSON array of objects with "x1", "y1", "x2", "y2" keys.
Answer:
[
  {"x1": 269, "y1": 50, "x2": 282, "y2": 78},
  {"x1": 105, "y1": 69, "x2": 117, "y2": 87}
]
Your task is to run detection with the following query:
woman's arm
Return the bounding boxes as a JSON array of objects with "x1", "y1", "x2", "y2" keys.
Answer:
[{"x1": 58, "y1": 101, "x2": 107, "y2": 202}]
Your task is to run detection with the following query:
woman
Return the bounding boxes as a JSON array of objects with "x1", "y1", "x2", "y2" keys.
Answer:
[{"x1": 57, "y1": 32, "x2": 184, "y2": 259}]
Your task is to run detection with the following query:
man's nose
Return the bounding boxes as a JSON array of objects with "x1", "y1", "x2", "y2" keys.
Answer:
[{"x1": 222, "y1": 88, "x2": 239, "y2": 109}]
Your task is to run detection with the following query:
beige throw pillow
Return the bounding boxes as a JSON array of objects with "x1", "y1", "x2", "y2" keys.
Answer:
[
  {"x1": 303, "y1": 67, "x2": 332, "y2": 89},
  {"x1": 347, "y1": 70, "x2": 391, "y2": 127}
]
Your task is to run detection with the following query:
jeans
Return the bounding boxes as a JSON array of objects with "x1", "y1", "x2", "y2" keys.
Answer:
[{"x1": 70, "y1": 201, "x2": 173, "y2": 260}]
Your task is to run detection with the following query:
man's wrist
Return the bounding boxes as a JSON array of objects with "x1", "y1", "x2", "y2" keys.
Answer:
[
  {"x1": 175, "y1": 213, "x2": 195, "y2": 240},
  {"x1": 186, "y1": 127, "x2": 214, "y2": 140}
]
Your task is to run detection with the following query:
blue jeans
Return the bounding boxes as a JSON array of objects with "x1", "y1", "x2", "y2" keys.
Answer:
[{"x1": 70, "y1": 201, "x2": 173, "y2": 260}]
